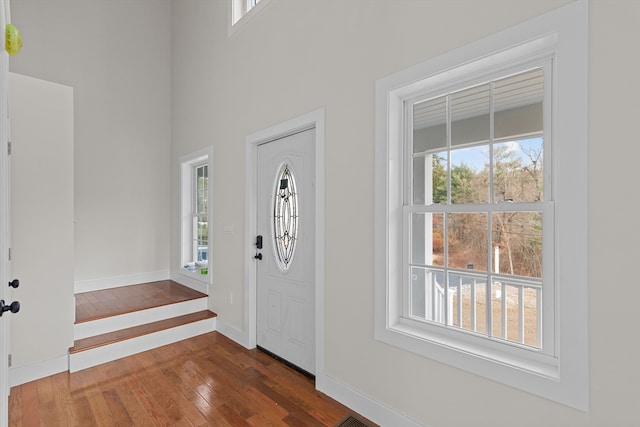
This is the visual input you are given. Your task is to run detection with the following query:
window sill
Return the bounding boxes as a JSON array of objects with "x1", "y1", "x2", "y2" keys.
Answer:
[
  {"x1": 387, "y1": 317, "x2": 559, "y2": 380},
  {"x1": 179, "y1": 266, "x2": 210, "y2": 284}
]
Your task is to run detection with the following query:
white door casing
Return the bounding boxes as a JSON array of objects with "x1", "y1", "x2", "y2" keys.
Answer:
[
  {"x1": 244, "y1": 108, "x2": 325, "y2": 385},
  {"x1": 0, "y1": 1, "x2": 10, "y2": 425},
  {"x1": 256, "y1": 128, "x2": 315, "y2": 374}
]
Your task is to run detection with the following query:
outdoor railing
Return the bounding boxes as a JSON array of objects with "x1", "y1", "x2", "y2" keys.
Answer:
[{"x1": 424, "y1": 270, "x2": 542, "y2": 348}]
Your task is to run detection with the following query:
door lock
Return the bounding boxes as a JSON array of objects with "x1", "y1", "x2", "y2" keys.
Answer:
[
  {"x1": 8, "y1": 279, "x2": 19, "y2": 288},
  {"x1": 254, "y1": 235, "x2": 263, "y2": 260}
]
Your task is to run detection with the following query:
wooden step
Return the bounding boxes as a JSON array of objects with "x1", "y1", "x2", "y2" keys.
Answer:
[
  {"x1": 75, "y1": 280, "x2": 207, "y2": 323},
  {"x1": 69, "y1": 310, "x2": 217, "y2": 373},
  {"x1": 70, "y1": 310, "x2": 217, "y2": 353},
  {"x1": 74, "y1": 280, "x2": 209, "y2": 339}
]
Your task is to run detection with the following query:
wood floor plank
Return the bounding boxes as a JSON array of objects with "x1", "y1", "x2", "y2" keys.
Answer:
[
  {"x1": 19, "y1": 381, "x2": 40, "y2": 427},
  {"x1": 50, "y1": 372, "x2": 82, "y2": 426},
  {"x1": 9, "y1": 332, "x2": 377, "y2": 426},
  {"x1": 36, "y1": 376, "x2": 66, "y2": 427},
  {"x1": 7, "y1": 384, "x2": 21, "y2": 427},
  {"x1": 76, "y1": 369, "x2": 114, "y2": 427}
]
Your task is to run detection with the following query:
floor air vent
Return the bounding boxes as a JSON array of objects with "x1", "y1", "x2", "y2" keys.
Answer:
[{"x1": 335, "y1": 415, "x2": 375, "y2": 427}]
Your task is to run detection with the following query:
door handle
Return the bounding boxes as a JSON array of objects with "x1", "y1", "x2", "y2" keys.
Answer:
[
  {"x1": 0, "y1": 300, "x2": 20, "y2": 316},
  {"x1": 255, "y1": 235, "x2": 263, "y2": 249}
]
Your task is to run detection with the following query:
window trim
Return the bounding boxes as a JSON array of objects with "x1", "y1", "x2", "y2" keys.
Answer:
[
  {"x1": 179, "y1": 147, "x2": 213, "y2": 285},
  {"x1": 374, "y1": 1, "x2": 588, "y2": 410}
]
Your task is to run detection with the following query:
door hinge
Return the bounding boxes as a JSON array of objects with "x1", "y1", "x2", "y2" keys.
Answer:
[
  {"x1": 8, "y1": 354, "x2": 11, "y2": 368},
  {"x1": 7, "y1": 248, "x2": 10, "y2": 261},
  {"x1": 7, "y1": 141, "x2": 11, "y2": 156}
]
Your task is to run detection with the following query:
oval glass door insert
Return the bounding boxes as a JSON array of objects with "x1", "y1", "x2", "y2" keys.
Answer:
[{"x1": 272, "y1": 163, "x2": 298, "y2": 271}]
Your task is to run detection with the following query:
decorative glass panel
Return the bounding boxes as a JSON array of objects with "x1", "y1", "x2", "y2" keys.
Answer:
[{"x1": 273, "y1": 163, "x2": 299, "y2": 271}]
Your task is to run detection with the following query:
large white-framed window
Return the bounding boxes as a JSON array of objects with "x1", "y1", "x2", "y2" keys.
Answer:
[
  {"x1": 374, "y1": 1, "x2": 588, "y2": 410},
  {"x1": 406, "y1": 64, "x2": 552, "y2": 352},
  {"x1": 180, "y1": 147, "x2": 212, "y2": 282}
]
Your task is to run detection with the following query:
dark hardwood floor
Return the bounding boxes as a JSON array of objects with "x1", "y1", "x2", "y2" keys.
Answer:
[{"x1": 10, "y1": 332, "x2": 371, "y2": 426}]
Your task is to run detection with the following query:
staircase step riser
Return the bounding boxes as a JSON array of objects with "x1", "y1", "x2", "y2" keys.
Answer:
[
  {"x1": 69, "y1": 317, "x2": 216, "y2": 373},
  {"x1": 74, "y1": 298, "x2": 207, "y2": 340}
]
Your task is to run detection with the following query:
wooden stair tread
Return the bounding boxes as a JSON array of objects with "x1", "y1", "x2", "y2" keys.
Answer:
[
  {"x1": 75, "y1": 280, "x2": 207, "y2": 323},
  {"x1": 69, "y1": 310, "x2": 216, "y2": 353}
]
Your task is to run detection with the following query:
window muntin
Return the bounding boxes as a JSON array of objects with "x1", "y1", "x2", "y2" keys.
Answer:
[{"x1": 407, "y1": 67, "x2": 548, "y2": 350}]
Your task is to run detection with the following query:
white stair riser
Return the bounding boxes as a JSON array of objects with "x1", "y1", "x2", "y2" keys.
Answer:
[
  {"x1": 74, "y1": 298, "x2": 207, "y2": 340},
  {"x1": 69, "y1": 317, "x2": 216, "y2": 373}
]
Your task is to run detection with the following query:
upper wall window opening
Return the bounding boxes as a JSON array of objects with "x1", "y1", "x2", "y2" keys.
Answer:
[{"x1": 231, "y1": 0, "x2": 273, "y2": 29}]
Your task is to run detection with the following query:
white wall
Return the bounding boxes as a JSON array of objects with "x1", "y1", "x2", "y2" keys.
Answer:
[
  {"x1": 171, "y1": 1, "x2": 640, "y2": 426},
  {"x1": 10, "y1": 0, "x2": 172, "y2": 284},
  {"x1": 9, "y1": 73, "x2": 74, "y2": 368}
]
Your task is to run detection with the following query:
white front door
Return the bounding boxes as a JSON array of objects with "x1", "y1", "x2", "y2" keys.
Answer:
[{"x1": 256, "y1": 128, "x2": 315, "y2": 375}]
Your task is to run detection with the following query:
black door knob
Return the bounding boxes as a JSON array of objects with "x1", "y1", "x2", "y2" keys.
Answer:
[
  {"x1": 254, "y1": 253, "x2": 263, "y2": 260},
  {"x1": 8, "y1": 279, "x2": 19, "y2": 288},
  {"x1": 0, "y1": 300, "x2": 20, "y2": 316}
]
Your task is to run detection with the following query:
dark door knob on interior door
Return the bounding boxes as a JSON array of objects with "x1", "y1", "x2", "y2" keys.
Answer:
[
  {"x1": 0, "y1": 300, "x2": 20, "y2": 316},
  {"x1": 8, "y1": 279, "x2": 19, "y2": 288}
]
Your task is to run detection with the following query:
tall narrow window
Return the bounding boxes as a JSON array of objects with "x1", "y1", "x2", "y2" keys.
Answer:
[
  {"x1": 180, "y1": 148, "x2": 212, "y2": 279},
  {"x1": 193, "y1": 163, "x2": 208, "y2": 267}
]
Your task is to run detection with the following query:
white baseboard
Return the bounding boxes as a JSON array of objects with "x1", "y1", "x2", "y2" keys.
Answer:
[
  {"x1": 317, "y1": 374, "x2": 423, "y2": 427},
  {"x1": 74, "y1": 270, "x2": 170, "y2": 293},
  {"x1": 215, "y1": 319, "x2": 247, "y2": 347},
  {"x1": 10, "y1": 355, "x2": 68, "y2": 387}
]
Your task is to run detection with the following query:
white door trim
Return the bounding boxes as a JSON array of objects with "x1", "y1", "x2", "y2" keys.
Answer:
[
  {"x1": 244, "y1": 107, "x2": 325, "y2": 384},
  {"x1": 0, "y1": 2, "x2": 10, "y2": 425}
]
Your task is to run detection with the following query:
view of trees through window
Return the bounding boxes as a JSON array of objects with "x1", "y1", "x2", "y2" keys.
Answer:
[
  {"x1": 427, "y1": 137, "x2": 543, "y2": 278},
  {"x1": 409, "y1": 68, "x2": 546, "y2": 348},
  {"x1": 194, "y1": 164, "x2": 208, "y2": 266}
]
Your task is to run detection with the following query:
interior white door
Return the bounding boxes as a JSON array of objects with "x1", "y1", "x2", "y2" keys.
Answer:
[{"x1": 256, "y1": 128, "x2": 315, "y2": 375}]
